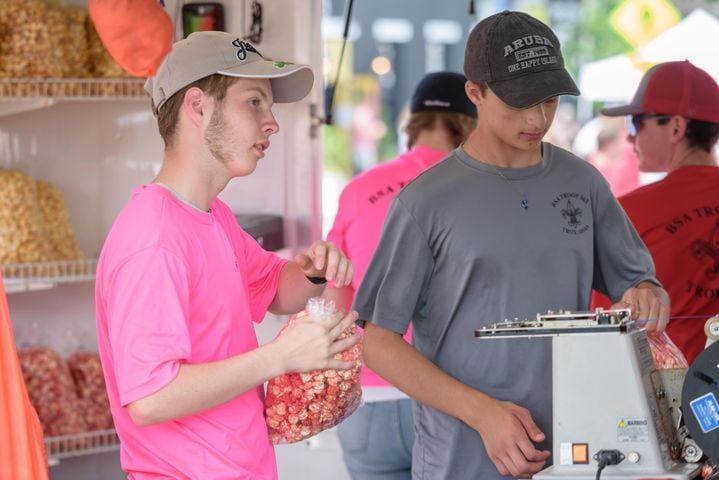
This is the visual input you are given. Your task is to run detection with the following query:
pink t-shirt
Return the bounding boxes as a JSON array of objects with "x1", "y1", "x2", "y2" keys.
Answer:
[
  {"x1": 587, "y1": 142, "x2": 640, "y2": 198},
  {"x1": 327, "y1": 145, "x2": 448, "y2": 387},
  {"x1": 95, "y1": 184, "x2": 286, "y2": 480}
]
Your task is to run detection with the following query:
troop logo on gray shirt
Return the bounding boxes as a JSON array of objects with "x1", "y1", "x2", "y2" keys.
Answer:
[{"x1": 553, "y1": 192, "x2": 590, "y2": 235}]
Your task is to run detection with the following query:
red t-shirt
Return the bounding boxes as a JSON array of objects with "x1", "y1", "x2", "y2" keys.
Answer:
[{"x1": 595, "y1": 165, "x2": 719, "y2": 364}]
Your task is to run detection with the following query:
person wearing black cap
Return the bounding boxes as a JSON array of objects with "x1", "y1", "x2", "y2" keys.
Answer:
[
  {"x1": 598, "y1": 60, "x2": 719, "y2": 366},
  {"x1": 353, "y1": 11, "x2": 669, "y2": 479},
  {"x1": 323, "y1": 71, "x2": 476, "y2": 480}
]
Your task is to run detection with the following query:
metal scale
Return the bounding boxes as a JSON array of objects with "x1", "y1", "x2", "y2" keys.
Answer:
[{"x1": 475, "y1": 308, "x2": 719, "y2": 479}]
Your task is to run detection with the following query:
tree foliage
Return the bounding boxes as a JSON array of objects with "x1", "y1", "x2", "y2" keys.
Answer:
[{"x1": 563, "y1": 0, "x2": 634, "y2": 75}]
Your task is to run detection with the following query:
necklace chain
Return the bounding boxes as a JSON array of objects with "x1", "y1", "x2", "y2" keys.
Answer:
[
  {"x1": 491, "y1": 166, "x2": 530, "y2": 210},
  {"x1": 463, "y1": 142, "x2": 530, "y2": 211}
]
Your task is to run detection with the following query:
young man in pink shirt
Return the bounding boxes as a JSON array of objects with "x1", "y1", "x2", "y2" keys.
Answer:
[
  {"x1": 323, "y1": 72, "x2": 476, "y2": 479},
  {"x1": 95, "y1": 32, "x2": 360, "y2": 480}
]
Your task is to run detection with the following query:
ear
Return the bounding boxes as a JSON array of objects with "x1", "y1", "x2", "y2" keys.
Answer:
[
  {"x1": 464, "y1": 80, "x2": 484, "y2": 107},
  {"x1": 182, "y1": 87, "x2": 209, "y2": 128},
  {"x1": 670, "y1": 115, "x2": 687, "y2": 143}
]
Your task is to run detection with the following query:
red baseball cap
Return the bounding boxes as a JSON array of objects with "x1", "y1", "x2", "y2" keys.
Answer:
[{"x1": 601, "y1": 60, "x2": 719, "y2": 123}]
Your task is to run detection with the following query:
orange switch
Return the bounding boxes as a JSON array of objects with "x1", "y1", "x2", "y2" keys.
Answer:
[{"x1": 572, "y1": 443, "x2": 589, "y2": 464}]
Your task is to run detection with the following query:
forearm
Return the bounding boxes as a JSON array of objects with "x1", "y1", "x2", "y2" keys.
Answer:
[
  {"x1": 128, "y1": 342, "x2": 285, "y2": 426},
  {"x1": 269, "y1": 262, "x2": 324, "y2": 314},
  {"x1": 363, "y1": 322, "x2": 492, "y2": 428},
  {"x1": 321, "y1": 285, "x2": 354, "y2": 313}
]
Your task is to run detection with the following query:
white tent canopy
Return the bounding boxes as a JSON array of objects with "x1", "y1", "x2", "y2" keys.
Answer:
[
  {"x1": 579, "y1": 9, "x2": 719, "y2": 102},
  {"x1": 578, "y1": 54, "x2": 644, "y2": 102},
  {"x1": 640, "y1": 9, "x2": 719, "y2": 78}
]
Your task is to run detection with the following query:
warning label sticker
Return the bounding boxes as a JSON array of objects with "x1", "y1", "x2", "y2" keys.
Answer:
[{"x1": 617, "y1": 417, "x2": 649, "y2": 442}]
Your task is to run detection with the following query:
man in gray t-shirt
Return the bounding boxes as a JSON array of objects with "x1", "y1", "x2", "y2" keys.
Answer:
[{"x1": 353, "y1": 11, "x2": 670, "y2": 480}]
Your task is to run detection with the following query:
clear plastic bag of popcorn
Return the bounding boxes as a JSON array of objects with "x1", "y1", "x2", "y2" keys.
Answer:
[
  {"x1": 647, "y1": 331, "x2": 689, "y2": 369},
  {"x1": 62, "y1": 6, "x2": 91, "y2": 78},
  {"x1": 68, "y1": 351, "x2": 114, "y2": 430},
  {"x1": 46, "y1": 6, "x2": 69, "y2": 77},
  {"x1": 1, "y1": 0, "x2": 62, "y2": 78},
  {"x1": 86, "y1": 16, "x2": 126, "y2": 78},
  {"x1": 0, "y1": 170, "x2": 54, "y2": 266},
  {"x1": 47, "y1": 5, "x2": 90, "y2": 78},
  {"x1": 265, "y1": 298, "x2": 362, "y2": 443},
  {"x1": 36, "y1": 180, "x2": 84, "y2": 261},
  {"x1": 18, "y1": 347, "x2": 88, "y2": 438}
]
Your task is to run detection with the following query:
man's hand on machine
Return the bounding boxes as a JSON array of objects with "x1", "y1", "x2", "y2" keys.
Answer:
[
  {"x1": 612, "y1": 281, "x2": 670, "y2": 333},
  {"x1": 472, "y1": 397, "x2": 550, "y2": 478}
]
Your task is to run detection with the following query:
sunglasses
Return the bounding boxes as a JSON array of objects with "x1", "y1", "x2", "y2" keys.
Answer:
[{"x1": 628, "y1": 113, "x2": 671, "y2": 137}]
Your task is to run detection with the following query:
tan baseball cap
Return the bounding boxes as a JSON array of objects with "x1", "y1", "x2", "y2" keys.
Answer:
[{"x1": 144, "y1": 31, "x2": 314, "y2": 114}]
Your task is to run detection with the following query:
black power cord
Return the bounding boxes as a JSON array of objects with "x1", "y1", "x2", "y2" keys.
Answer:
[
  {"x1": 593, "y1": 450, "x2": 624, "y2": 480},
  {"x1": 325, "y1": 0, "x2": 355, "y2": 125},
  {"x1": 595, "y1": 461, "x2": 606, "y2": 480}
]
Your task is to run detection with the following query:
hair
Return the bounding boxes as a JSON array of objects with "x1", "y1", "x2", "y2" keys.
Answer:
[
  {"x1": 156, "y1": 74, "x2": 240, "y2": 148},
  {"x1": 685, "y1": 119, "x2": 719, "y2": 152},
  {"x1": 596, "y1": 118, "x2": 624, "y2": 151},
  {"x1": 405, "y1": 111, "x2": 477, "y2": 150},
  {"x1": 476, "y1": 82, "x2": 489, "y2": 96}
]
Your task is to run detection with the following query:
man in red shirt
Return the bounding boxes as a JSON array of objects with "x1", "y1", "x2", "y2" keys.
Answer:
[{"x1": 601, "y1": 60, "x2": 719, "y2": 364}]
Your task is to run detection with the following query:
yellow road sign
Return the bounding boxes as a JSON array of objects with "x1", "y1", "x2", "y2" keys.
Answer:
[{"x1": 610, "y1": 0, "x2": 681, "y2": 47}]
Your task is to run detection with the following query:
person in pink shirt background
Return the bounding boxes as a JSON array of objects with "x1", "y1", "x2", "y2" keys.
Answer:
[
  {"x1": 95, "y1": 32, "x2": 360, "y2": 480},
  {"x1": 323, "y1": 71, "x2": 477, "y2": 479},
  {"x1": 586, "y1": 117, "x2": 640, "y2": 198}
]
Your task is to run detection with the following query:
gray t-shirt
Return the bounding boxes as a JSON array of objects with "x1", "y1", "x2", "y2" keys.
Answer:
[{"x1": 352, "y1": 143, "x2": 657, "y2": 479}]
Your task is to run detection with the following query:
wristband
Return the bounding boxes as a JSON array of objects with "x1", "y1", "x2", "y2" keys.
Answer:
[{"x1": 305, "y1": 275, "x2": 328, "y2": 285}]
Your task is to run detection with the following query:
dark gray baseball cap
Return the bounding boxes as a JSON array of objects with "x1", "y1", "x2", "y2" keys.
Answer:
[
  {"x1": 145, "y1": 31, "x2": 314, "y2": 114},
  {"x1": 464, "y1": 11, "x2": 580, "y2": 109}
]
